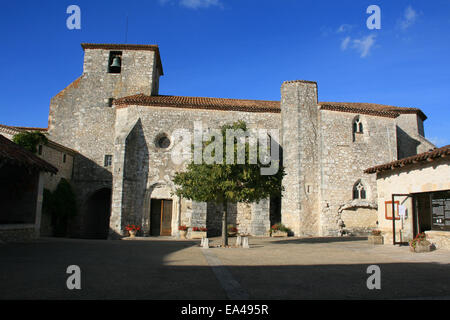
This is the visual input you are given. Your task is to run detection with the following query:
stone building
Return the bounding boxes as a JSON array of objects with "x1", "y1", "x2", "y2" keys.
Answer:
[
  {"x1": 0, "y1": 135, "x2": 57, "y2": 242},
  {"x1": 365, "y1": 145, "x2": 450, "y2": 249},
  {"x1": 0, "y1": 124, "x2": 77, "y2": 236},
  {"x1": 33, "y1": 43, "x2": 436, "y2": 238}
]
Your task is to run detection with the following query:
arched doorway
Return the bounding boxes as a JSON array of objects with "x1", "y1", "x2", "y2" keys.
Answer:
[{"x1": 84, "y1": 188, "x2": 112, "y2": 239}]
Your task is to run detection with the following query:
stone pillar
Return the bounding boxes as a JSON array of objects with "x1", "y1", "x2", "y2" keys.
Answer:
[
  {"x1": 280, "y1": 80, "x2": 319, "y2": 236},
  {"x1": 251, "y1": 198, "x2": 270, "y2": 236}
]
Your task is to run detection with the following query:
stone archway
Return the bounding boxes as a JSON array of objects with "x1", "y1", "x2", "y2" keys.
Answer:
[
  {"x1": 84, "y1": 188, "x2": 112, "y2": 239},
  {"x1": 142, "y1": 183, "x2": 179, "y2": 236}
]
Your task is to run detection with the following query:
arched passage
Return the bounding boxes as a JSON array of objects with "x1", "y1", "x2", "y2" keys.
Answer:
[{"x1": 84, "y1": 188, "x2": 112, "y2": 239}]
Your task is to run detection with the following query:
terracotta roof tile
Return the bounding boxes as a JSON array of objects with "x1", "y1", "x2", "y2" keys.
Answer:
[
  {"x1": 0, "y1": 135, "x2": 58, "y2": 174},
  {"x1": 113, "y1": 94, "x2": 428, "y2": 120},
  {"x1": 113, "y1": 94, "x2": 281, "y2": 113},
  {"x1": 319, "y1": 102, "x2": 427, "y2": 120},
  {"x1": 0, "y1": 125, "x2": 78, "y2": 155},
  {"x1": 364, "y1": 145, "x2": 450, "y2": 174}
]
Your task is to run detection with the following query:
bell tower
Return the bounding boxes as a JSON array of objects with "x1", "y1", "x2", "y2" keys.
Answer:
[{"x1": 81, "y1": 43, "x2": 163, "y2": 97}]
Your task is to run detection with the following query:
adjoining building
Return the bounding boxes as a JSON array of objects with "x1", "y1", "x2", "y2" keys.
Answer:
[
  {"x1": 0, "y1": 124, "x2": 77, "y2": 236},
  {"x1": 2, "y1": 43, "x2": 438, "y2": 239},
  {"x1": 365, "y1": 145, "x2": 450, "y2": 249},
  {"x1": 0, "y1": 135, "x2": 57, "y2": 242}
]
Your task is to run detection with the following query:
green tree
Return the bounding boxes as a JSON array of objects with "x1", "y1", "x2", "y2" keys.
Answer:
[
  {"x1": 173, "y1": 121, "x2": 285, "y2": 246},
  {"x1": 12, "y1": 131, "x2": 48, "y2": 153}
]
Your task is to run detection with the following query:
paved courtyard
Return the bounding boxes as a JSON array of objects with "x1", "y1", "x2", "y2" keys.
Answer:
[{"x1": 0, "y1": 236, "x2": 449, "y2": 300}]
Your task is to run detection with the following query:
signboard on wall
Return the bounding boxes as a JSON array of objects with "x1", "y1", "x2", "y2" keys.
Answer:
[
  {"x1": 432, "y1": 190, "x2": 450, "y2": 231},
  {"x1": 385, "y1": 201, "x2": 400, "y2": 220}
]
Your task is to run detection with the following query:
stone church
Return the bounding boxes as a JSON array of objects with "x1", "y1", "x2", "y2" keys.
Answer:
[{"x1": 45, "y1": 43, "x2": 435, "y2": 239}]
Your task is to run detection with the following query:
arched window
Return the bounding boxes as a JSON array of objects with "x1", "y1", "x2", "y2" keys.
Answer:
[
  {"x1": 353, "y1": 117, "x2": 363, "y2": 134},
  {"x1": 353, "y1": 181, "x2": 366, "y2": 200}
]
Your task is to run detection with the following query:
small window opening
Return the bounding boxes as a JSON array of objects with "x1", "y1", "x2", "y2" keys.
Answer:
[
  {"x1": 353, "y1": 118, "x2": 363, "y2": 134},
  {"x1": 107, "y1": 98, "x2": 114, "y2": 107},
  {"x1": 38, "y1": 145, "x2": 42, "y2": 155},
  {"x1": 108, "y1": 51, "x2": 122, "y2": 74},
  {"x1": 353, "y1": 182, "x2": 366, "y2": 200},
  {"x1": 62, "y1": 154, "x2": 67, "y2": 163},
  {"x1": 104, "y1": 155, "x2": 112, "y2": 167}
]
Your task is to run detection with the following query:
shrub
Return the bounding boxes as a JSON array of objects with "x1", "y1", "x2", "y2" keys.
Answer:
[
  {"x1": 12, "y1": 131, "x2": 48, "y2": 154},
  {"x1": 270, "y1": 223, "x2": 291, "y2": 234}
]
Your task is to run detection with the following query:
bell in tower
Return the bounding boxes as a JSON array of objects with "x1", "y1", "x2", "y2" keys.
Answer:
[{"x1": 108, "y1": 51, "x2": 122, "y2": 73}]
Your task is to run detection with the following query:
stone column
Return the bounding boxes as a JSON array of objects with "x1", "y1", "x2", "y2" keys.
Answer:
[
  {"x1": 280, "y1": 80, "x2": 320, "y2": 236},
  {"x1": 251, "y1": 198, "x2": 270, "y2": 236}
]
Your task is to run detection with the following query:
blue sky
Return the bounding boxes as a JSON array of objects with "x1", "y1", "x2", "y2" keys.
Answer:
[{"x1": 0, "y1": 0, "x2": 449, "y2": 146}]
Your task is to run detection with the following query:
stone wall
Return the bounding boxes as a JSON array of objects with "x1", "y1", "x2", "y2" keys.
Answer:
[
  {"x1": 374, "y1": 158, "x2": 450, "y2": 243},
  {"x1": 280, "y1": 81, "x2": 320, "y2": 236},
  {"x1": 48, "y1": 47, "x2": 161, "y2": 237},
  {"x1": 396, "y1": 113, "x2": 434, "y2": 159},
  {"x1": 318, "y1": 110, "x2": 397, "y2": 236},
  {"x1": 110, "y1": 105, "x2": 280, "y2": 236}
]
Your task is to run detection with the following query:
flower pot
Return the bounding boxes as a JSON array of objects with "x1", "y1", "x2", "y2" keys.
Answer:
[
  {"x1": 128, "y1": 230, "x2": 136, "y2": 238},
  {"x1": 179, "y1": 230, "x2": 187, "y2": 239},
  {"x1": 190, "y1": 231, "x2": 207, "y2": 239},
  {"x1": 271, "y1": 231, "x2": 288, "y2": 237},
  {"x1": 410, "y1": 240, "x2": 432, "y2": 253},
  {"x1": 368, "y1": 235, "x2": 383, "y2": 245}
]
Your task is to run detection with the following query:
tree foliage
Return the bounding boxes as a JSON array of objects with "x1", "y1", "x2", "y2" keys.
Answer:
[
  {"x1": 12, "y1": 131, "x2": 48, "y2": 154},
  {"x1": 173, "y1": 121, "x2": 285, "y2": 245}
]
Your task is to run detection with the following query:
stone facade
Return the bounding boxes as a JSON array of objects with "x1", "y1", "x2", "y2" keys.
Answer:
[
  {"x1": 39, "y1": 43, "x2": 436, "y2": 239},
  {"x1": 369, "y1": 157, "x2": 450, "y2": 246}
]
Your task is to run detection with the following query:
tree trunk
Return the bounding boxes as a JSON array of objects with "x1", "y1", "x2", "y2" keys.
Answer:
[{"x1": 221, "y1": 201, "x2": 228, "y2": 247}]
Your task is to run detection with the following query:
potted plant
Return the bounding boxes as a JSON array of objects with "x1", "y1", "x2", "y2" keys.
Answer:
[
  {"x1": 125, "y1": 224, "x2": 141, "y2": 238},
  {"x1": 227, "y1": 225, "x2": 238, "y2": 237},
  {"x1": 190, "y1": 227, "x2": 207, "y2": 239},
  {"x1": 368, "y1": 230, "x2": 383, "y2": 245},
  {"x1": 179, "y1": 225, "x2": 188, "y2": 239},
  {"x1": 409, "y1": 232, "x2": 432, "y2": 253},
  {"x1": 270, "y1": 223, "x2": 290, "y2": 237}
]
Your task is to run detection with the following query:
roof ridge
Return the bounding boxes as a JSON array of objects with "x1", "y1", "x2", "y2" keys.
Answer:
[{"x1": 365, "y1": 145, "x2": 450, "y2": 174}]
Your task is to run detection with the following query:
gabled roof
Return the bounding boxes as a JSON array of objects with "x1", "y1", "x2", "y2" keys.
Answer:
[
  {"x1": 365, "y1": 145, "x2": 450, "y2": 174},
  {"x1": 113, "y1": 94, "x2": 427, "y2": 119},
  {"x1": 0, "y1": 124, "x2": 78, "y2": 155},
  {"x1": 0, "y1": 135, "x2": 58, "y2": 174},
  {"x1": 81, "y1": 43, "x2": 164, "y2": 75},
  {"x1": 113, "y1": 94, "x2": 281, "y2": 113},
  {"x1": 319, "y1": 102, "x2": 427, "y2": 120}
]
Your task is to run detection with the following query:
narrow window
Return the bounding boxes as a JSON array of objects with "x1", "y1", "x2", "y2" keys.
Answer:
[
  {"x1": 107, "y1": 98, "x2": 114, "y2": 107},
  {"x1": 62, "y1": 154, "x2": 67, "y2": 163},
  {"x1": 108, "y1": 51, "x2": 122, "y2": 74},
  {"x1": 38, "y1": 145, "x2": 43, "y2": 155},
  {"x1": 104, "y1": 155, "x2": 112, "y2": 167},
  {"x1": 353, "y1": 181, "x2": 367, "y2": 200},
  {"x1": 353, "y1": 117, "x2": 363, "y2": 134}
]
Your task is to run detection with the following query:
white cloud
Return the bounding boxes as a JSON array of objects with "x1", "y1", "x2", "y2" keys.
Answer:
[
  {"x1": 340, "y1": 34, "x2": 376, "y2": 58},
  {"x1": 399, "y1": 6, "x2": 418, "y2": 30},
  {"x1": 179, "y1": 0, "x2": 222, "y2": 9},
  {"x1": 341, "y1": 37, "x2": 351, "y2": 50},
  {"x1": 352, "y1": 34, "x2": 376, "y2": 58},
  {"x1": 337, "y1": 24, "x2": 352, "y2": 33},
  {"x1": 159, "y1": 0, "x2": 222, "y2": 9}
]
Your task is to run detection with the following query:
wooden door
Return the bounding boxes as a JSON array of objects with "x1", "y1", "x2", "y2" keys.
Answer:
[
  {"x1": 161, "y1": 200, "x2": 173, "y2": 236},
  {"x1": 150, "y1": 199, "x2": 172, "y2": 236}
]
